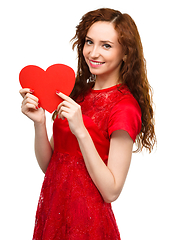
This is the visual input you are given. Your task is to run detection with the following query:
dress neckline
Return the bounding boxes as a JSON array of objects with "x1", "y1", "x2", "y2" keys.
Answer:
[{"x1": 91, "y1": 84, "x2": 122, "y2": 93}]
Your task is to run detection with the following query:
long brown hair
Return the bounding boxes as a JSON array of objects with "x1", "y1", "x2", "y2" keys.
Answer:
[{"x1": 53, "y1": 8, "x2": 156, "y2": 153}]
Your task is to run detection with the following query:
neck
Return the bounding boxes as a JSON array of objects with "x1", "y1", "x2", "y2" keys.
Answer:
[{"x1": 93, "y1": 73, "x2": 121, "y2": 90}]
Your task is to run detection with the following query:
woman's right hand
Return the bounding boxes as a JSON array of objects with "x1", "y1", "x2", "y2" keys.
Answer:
[{"x1": 19, "y1": 88, "x2": 46, "y2": 124}]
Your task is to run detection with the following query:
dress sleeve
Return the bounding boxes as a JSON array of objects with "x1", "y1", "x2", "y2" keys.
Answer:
[{"x1": 108, "y1": 96, "x2": 142, "y2": 142}]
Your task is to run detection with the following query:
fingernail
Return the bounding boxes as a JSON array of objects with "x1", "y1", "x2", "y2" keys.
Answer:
[
  {"x1": 56, "y1": 91, "x2": 60, "y2": 94},
  {"x1": 30, "y1": 89, "x2": 34, "y2": 93},
  {"x1": 36, "y1": 106, "x2": 39, "y2": 110}
]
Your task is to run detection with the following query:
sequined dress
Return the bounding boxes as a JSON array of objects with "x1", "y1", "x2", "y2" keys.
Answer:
[{"x1": 33, "y1": 84, "x2": 142, "y2": 240}]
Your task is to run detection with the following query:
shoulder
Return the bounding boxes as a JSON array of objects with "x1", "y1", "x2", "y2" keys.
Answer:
[
  {"x1": 116, "y1": 94, "x2": 141, "y2": 113},
  {"x1": 108, "y1": 88, "x2": 142, "y2": 142},
  {"x1": 111, "y1": 85, "x2": 141, "y2": 114}
]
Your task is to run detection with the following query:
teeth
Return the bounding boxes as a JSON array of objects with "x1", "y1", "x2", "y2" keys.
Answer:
[{"x1": 90, "y1": 61, "x2": 104, "y2": 65}]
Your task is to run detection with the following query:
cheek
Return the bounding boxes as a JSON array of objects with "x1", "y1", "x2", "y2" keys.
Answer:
[{"x1": 107, "y1": 50, "x2": 123, "y2": 64}]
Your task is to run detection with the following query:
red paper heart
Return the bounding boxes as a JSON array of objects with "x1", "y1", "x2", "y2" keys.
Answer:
[{"x1": 19, "y1": 64, "x2": 75, "y2": 113}]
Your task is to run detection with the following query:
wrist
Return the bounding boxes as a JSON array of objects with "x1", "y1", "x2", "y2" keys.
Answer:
[
  {"x1": 75, "y1": 126, "x2": 89, "y2": 141},
  {"x1": 34, "y1": 112, "x2": 46, "y2": 126},
  {"x1": 34, "y1": 119, "x2": 46, "y2": 129}
]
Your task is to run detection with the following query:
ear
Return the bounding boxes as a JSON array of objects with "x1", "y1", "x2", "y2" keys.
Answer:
[{"x1": 123, "y1": 55, "x2": 127, "y2": 62}]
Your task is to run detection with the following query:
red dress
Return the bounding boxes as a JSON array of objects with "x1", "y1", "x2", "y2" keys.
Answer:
[{"x1": 33, "y1": 84, "x2": 142, "y2": 240}]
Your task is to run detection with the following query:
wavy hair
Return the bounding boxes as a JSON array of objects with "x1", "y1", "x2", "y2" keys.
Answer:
[{"x1": 53, "y1": 8, "x2": 156, "y2": 152}]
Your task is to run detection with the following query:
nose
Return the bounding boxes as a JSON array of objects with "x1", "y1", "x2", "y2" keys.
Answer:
[{"x1": 90, "y1": 45, "x2": 100, "y2": 59}]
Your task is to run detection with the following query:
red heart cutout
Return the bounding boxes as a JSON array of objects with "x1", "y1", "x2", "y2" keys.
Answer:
[{"x1": 19, "y1": 64, "x2": 75, "y2": 113}]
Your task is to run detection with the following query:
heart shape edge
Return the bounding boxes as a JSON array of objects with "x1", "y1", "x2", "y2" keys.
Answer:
[{"x1": 19, "y1": 64, "x2": 76, "y2": 113}]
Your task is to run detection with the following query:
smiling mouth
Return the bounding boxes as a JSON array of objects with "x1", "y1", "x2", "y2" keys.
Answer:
[{"x1": 89, "y1": 60, "x2": 105, "y2": 66}]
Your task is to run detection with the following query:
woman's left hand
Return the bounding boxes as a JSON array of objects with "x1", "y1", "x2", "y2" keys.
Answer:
[{"x1": 56, "y1": 92, "x2": 86, "y2": 137}]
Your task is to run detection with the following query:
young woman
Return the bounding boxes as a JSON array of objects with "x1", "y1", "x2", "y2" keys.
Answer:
[{"x1": 20, "y1": 8, "x2": 156, "y2": 240}]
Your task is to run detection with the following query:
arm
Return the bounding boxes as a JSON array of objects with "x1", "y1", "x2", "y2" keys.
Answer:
[
  {"x1": 57, "y1": 92, "x2": 133, "y2": 203},
  {"x1": 76, "y1": 129, "x2": 133, "y2": 203},
  {"x1": 34, "y1": 122, "x2": 53, "y2": 173},
  {"x1": 20, "y1": 88, "x2": 53, "y2": 173}
]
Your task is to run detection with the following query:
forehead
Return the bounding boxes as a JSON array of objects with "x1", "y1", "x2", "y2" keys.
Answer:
[{"x1": 86, "y1": 21, "x2": 118, "y2": 42}]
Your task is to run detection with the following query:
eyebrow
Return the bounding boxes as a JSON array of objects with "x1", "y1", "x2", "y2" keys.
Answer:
[{"x1": 86, "y1": 36, "x2": 114, "y2": 45}]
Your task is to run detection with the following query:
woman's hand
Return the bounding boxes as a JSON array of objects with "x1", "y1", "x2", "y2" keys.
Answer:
[
  {"x1": 56, "y1": 92, "x2": 86, "y2": 138},
  {"x1": 19, "y1": 88, "x2": 46, "y2": 124}
]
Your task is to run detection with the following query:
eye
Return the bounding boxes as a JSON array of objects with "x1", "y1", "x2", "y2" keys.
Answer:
[
  {"x1": 85, "y1": 39, "x2": 93, "y2": 45},
  {"x1": 103, "y1": 44, "x2": 112, "y2": 49}
]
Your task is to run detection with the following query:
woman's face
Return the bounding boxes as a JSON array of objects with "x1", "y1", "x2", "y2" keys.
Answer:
[{"x1": 83, "y1": 21, "x2": 125, "y2": 81}]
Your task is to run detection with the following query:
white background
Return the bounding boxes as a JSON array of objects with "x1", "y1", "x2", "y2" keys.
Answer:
[{"x1": 0, "y1": 0, "x2": 172, "y2": 239}]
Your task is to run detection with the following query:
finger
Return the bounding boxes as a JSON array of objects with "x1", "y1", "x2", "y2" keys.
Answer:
[
  {"x1": 59, "y1": 111, "x2": 69, "y2": 120},
  {"x1": 22, "y1": 96, "x2": 39, "y2": 108},
  {"x1": 21, "y1": 102, "x2": 38, "y2": 113},
  {"x1": 57, "y1": 105, "x2": 70, "y2": 120},
  {"x1": 57, "y1": 100, "x2": 73, "y2": 113},
  {"x1": 19, "y1": 88, "x2": 34, "y2": 98},
  {"x1": 56, "y1": 91, "x2": 75, "y2": 104},
  {"x1": 23, "y1": 92, "x2": 39, "y2": 103}
]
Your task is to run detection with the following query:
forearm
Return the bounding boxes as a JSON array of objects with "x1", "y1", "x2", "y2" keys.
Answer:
[
  {"x1": 76, "y1": 129, "x2": 119, "y2": 203},
  {"x1": 55, "y1": 92, "x2": 132, "y2": 203},
  {"x1": 34, "y1": 122, "x2": 53, "y2": 173}
]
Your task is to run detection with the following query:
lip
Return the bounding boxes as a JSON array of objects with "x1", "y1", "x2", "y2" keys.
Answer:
[{"x1": 89, "y1": 59, "x2": 105, "y2": 68}]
